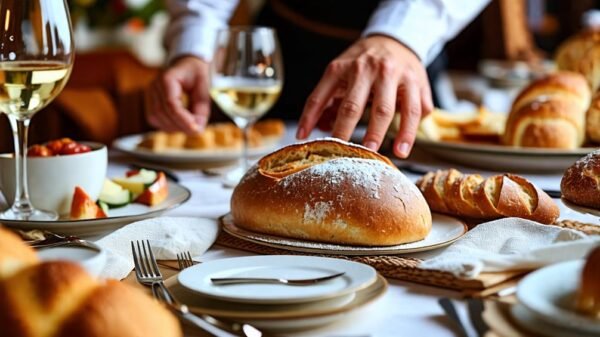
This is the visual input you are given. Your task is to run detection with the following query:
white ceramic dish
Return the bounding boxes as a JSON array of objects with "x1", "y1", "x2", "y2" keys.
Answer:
[
  {"x1": 221, "y1": 213, "x2": 467, "y2": 255},
  {"x1": 510, "y1": 304, "x2": 598, "y2": 337},
  {"x1": 0, "y1": 142, "x2": 107, "y2": 215},
  {"x1": 113, "y1": 133, "x2": 281, "y2": 164},
  {"x1": 517, "y1": 260, "x2": 600, "y2": 335},
  {"x1": 414, "y1": 137, "x2": 595, "y2": 172},
  {"x1": 37, "y1": 242, "x2": 106, "y2": 277},
  {"x1": 0, "y1": 182, "x2": 191, "y2": 237},
  {"x1": 561, "y1": 198, "x2": 600, "y2": 217},
  {"x1": 167, "y1": 273, "x2": 387, "y2": 332},
  {"x1": 178, "y1": 255, "x2": 377, "y2": 304}
]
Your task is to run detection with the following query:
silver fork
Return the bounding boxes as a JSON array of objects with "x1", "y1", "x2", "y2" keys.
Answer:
[
  {"x1": 176, "y1": 252, "x2": 270, "y2": 337},
  {"x1": 131, "y1": 240, "x2": 240, "y2": 337}
]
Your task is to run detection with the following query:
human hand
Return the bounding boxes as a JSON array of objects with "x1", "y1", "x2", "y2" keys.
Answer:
[
  {"x1": 297, "y1": 35, "x2": 433, "y2": 158},
  {"x1": 146, "y1": 56, "x2": 211, "y2": 133}
]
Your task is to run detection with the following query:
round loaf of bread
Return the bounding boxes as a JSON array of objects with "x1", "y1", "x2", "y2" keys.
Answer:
[
  {"x1": 231, "y1": 139, "x2": 432, "y2": 246},
  {"x1": 503, "y1": 72, "x2": 590, "y2": 148},
  {"x1": 587, "y1": 91, "x2": 600, "y2": 143},
  {"x1": 555, "y1": 29, "x2": 600, "y2": 91},
  {"x1": 561, "y1": 150, "x2": 600, "y2": 209}
]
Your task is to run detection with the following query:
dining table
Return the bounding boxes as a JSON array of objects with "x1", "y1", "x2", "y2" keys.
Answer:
[{"x1": 104, "y1": 123, "x2": 599, "y2": 337}]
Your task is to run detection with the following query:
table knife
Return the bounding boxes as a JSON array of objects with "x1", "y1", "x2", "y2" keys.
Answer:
[{"x1": 467, "y1": 298, "x2": 490, "y2": 337}]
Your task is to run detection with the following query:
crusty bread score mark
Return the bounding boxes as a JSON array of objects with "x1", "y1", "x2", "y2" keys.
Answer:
[{"x1": 258, "y1": 139, "x2": 394, "y2": 179}]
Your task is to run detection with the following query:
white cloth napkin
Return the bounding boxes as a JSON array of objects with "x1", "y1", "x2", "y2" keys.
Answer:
[
  {"x1": 95, "y1": 217, "x2": 219, "y2": 279},
  {"x1": 419, "y1": 218, "x2": 600, "y2": 278}
]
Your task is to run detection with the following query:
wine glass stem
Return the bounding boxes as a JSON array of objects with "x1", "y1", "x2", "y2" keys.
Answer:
[
  {"x1": 7, "y1": 115, "x2": 33, "y2": 215},
  {"x1": 241, "y1": 124, "x2": 250, "y2": 173}
]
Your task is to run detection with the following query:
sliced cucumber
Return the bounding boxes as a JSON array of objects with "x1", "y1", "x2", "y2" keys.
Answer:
[
  {"x1": 99, "y1": 179, "x2": 132, "y2": 208},
  {"x1": 113, "y1": 169, "x2": 157, "y2": 196}
]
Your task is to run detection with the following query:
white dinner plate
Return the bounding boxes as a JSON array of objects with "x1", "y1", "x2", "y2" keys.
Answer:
[
  {"x1": 113, "y1": 133, "x2": 281, "y2": 165},
  {"x1": 38, "y1": 242, "x2": 106, "y2": 277},
  {"x1": 0, "y1": 182, "x2": 191, "y2": 237},
  {"x1": 178, "y1": 255, "x2": 377, "y2": 304},
  {"x1": 414, "y1": 137, "x2": 595, "y2": 172},
  {"x1": 221, "y1": 213, "x2": 467, "y2": 255},
  {"x1": 167, "y1": 273, "x2": 387, "y2": 331},
  {"x1": 561, "y1": 198, "x2": 600, "y2": 217},
  {"x1": 517, "y1": 260, "x2": 600, "y2": 335},
  {"x1": 510, "y1": 304, "x2": 598, "y2": 337}
]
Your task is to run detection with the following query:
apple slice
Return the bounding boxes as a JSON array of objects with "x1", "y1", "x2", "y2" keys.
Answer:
[
  {"x1": 70, "y1": 186, "x2": 107, "y2": 220},
  {"x1": 135, "y1": 172, "x2": 168, "y2": 206},
  {"x1": 113, "y1": 169, "x2": 158, "y2": 197}
]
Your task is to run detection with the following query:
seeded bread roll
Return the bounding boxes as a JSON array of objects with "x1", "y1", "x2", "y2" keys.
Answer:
[
  {"x1": 561, "y1": 150, "x2": 600, "y2": 210},
  {"x1": 231, "y1": 139, "x2": 432, "y2": 246}
]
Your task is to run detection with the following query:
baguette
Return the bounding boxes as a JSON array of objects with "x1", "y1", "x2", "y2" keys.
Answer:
[{"x1": 416, "y1": 169, "x2": 559, "y2": 224}]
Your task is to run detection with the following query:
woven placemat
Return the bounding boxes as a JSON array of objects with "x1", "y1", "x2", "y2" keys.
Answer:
[{"x1": 215, "y1": 219, "x2": 599, "y2": 292}]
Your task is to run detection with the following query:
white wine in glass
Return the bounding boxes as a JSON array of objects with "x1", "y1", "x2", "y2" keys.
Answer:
[
  {"x1": 0, "y1": 0, "x2": 74, "y2": 220},
  {"x1": 210, "y1": 27, "x2": 283, "y2": 185}
]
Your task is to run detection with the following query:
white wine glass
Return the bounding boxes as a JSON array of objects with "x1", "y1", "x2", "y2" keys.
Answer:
[
  {"x1": 210, "y1": 26, "x2": 283, "y2": 185},
  {"x1": 0, "y1": 0, "x2": 74, "y2": 220}
]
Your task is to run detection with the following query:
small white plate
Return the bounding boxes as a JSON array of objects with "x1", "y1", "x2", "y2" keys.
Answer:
[
  {"x1": 510, "y1": 304, "x2": 598, "y2": 337},
  {"x1": 37, "y1": 242, "x2": 106, "y2": 277},
  {"x1": 561, "y1": 198, "x2": 600, "y2": 217},
  {"x1": 1, "y1": 182, "x2": 191, "y2": 237},
  {"x1": 517, "y1": 260, "x2": 600, "y2": 335},
  {"x1": 167, "y1": 273, "x2": 387, "y2": 331},
  {"x1": 178, "y1": 255, "x2": 377, "y2": 304},
  {"x1": 221, "y1": 213, "x2": 467, "y2": 255},
  {"x1": 414, "y1": 138, "x2": 595, "y2": 172},
  {"x1": 113, "y1": 133, "x2": 281, "y2": 165}
]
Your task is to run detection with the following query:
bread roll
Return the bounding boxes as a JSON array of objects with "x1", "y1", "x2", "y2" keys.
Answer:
[
  {"x1": 231, "y1": 139, "x2": 432, "y2": 246},
  {"x1": 587, "y1": 91, "x2": 600, "y2": 143},
  {"x1": 503, "y1": 72, "x2": 590, "y2": 148},
  {"x1": 561, "y1": 150, "x2": 600, "y2": 209},
  {"x1": 416, "y1": 169, "x2": 559, "y2": 224},
  {"x1": 0, "y1": 227, "x2": 182, "y2": 337},
  {"x1": 577, "y1": 246, "x2": 600, "y2": 318},
  {"x1": 555, "y1": 29, "x2": 600, "y2": 91}
]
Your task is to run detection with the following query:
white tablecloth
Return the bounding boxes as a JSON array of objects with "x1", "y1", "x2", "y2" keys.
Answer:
[{"x1": 105, "y1": 124, "x2": 598, "y2": 337}]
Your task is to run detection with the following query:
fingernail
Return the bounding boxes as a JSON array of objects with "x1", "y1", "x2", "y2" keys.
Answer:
[
  {"x1": 397, "y1": 142, "x2": 410, "y2": 157},
  {"x1": 364, "y1": 141, "x2": 378, "y2": 150},
  {"x1": 296, "y1": 127, "x2": 305, "y2": 139}
]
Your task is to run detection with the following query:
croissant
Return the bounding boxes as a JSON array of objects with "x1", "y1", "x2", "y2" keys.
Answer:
[
  {"x1": 503, "y1": 71, "x2": 591, "y2": 149},
  {"x1": 0, "y1": 227, "x2": 182, "y2": 337},
  {"x1": 416, "y1": 169, "x2": 559, "y2": 224}
]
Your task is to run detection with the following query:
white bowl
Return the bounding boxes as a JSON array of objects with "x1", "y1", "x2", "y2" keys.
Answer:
[
  {"x1": 0, "y1": 142, "x2": 107, "y2": 216},
  {"x1": 37, "y1": 242, "x2": 107, "y2": 277}
]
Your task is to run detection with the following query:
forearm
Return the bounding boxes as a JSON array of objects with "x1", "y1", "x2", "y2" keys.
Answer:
[
  {"x1": 164, "y1": 0, "x2": 239, "y2": 63},
  {"x1": 362, "y1": 0, "x2": 491, "y2": 65}
]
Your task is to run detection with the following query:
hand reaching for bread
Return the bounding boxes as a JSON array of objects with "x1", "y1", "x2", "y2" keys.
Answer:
[
  {"x1": 416, "y1": 169, "x2": 559, "y2": 224},
  {"x1": 0, "y1": 227, "x2": 182, "y2": 337}
]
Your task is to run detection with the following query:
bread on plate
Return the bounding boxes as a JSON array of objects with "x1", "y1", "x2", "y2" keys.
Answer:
[
  {"x1": 561, "y1": 149, "x2": 600, "y2": 210},
  {"x1": 231, "y1": 138, "x2": 432, "y2": 246},
  {"x1": 0, "y1": 227, "x2": 182, "y2": 337}
]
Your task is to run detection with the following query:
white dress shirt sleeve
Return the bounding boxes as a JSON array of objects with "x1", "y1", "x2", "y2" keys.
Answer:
[
  {"x1": 362, "y1": 0, "x2": 492, "y2": 65},
  {"x1": 164, "y1": 0, "x2": 239, "y2": 63}
]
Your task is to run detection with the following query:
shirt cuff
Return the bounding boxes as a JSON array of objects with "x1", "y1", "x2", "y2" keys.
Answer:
[{"x1": 167, "y1": 23, "x2": 217, "y2": 63}]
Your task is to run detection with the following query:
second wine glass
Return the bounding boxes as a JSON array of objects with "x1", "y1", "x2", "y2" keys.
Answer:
[{"x1": 210, "y1": 26, "x2": 283, "y2": 186}]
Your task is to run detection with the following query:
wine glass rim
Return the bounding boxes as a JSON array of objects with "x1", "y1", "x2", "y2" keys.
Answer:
[{"x1": 218, "y1": 26, "x2": 276, "y2": 34}]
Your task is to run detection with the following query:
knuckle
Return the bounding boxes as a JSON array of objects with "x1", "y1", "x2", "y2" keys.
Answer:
[
  {"x1": 305, "y1": 95, "x2": 323, "y2": 109},
  {"x1": 326, "y1": 61, "x2": 342, "y2": 75},
  {"x1": 352, "y1": 59, "x2": 367, "y2": 73},
  {"x1": 378, "y1": 59, "x2": 396, "y2": 77},
  {"x1": 403, "y1": 69, "x2": 417, "y2": 82},
  {"x1": 339, "y1": 100, "x2": 362, "y2": 118},
  {"x1": 372, "y1": 104, "x2": 394, "y2": 119}
]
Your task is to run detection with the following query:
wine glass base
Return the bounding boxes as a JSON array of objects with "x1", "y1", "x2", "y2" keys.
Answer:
[
  {"x1": 222, "y1": 167, "x2": 246, "y2": 188},
  {"x1": 0, "y1": 208, "x2": 58, "y2": 221}
]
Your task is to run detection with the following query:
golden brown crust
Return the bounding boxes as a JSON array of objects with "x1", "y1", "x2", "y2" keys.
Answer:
[
  {"x1": 0, "y1": 227, "x2": 38, "y2": 279},
  {"x1": 232, "y1": 139, "x2": 432, "y2": 246},
  {"x1": 56, "y1": 280, "x2": 181, "y2": 337},
  {"x1": 419, "y1": 170, "x2": 559, "y2": 224},
  {"x1": 504, "y1": 72, "x2": 590, "y2": 148},
  {"x1": 561, "y1": 150, "x2": 600, "y2": 209},
  {"x1": 577, "y1": 246, "x2": 600, "y2": 318},
  {"x1": 587, "y1": 91, "x2": 600, "y2": 143}
]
